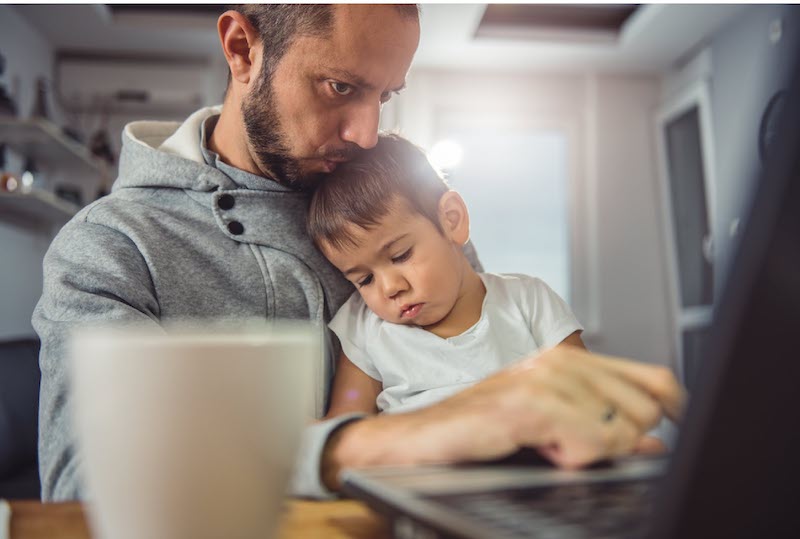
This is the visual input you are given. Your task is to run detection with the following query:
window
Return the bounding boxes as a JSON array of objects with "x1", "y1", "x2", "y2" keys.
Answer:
[{"x1": 434, "y1": 128, "x2": 572, "y2": 302}]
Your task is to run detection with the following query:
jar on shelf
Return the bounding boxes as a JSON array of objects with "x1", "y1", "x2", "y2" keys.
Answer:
[
  {"x1": 19, "y1": 158, "x2": 43, "y2": 193},
  {"x1": 0, "y1": 144, "x2": 20, "y2": 192}
]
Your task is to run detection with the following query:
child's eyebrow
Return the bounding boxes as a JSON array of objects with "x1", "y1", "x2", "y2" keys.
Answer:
[
  {"x1": 381, "y1": 234, "x2": 409, "y2": 253},
  {"x1": 343, "y1": 266, "x2": 365, "y2": 277},
  {"x1": 342, "y1": 233, "x2": 410, "y2": 276}
]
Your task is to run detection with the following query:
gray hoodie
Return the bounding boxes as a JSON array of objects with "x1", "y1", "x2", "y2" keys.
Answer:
[
  {"x1": 33, "y1": 106, "x2": 482, "y2": 501},
  {"x1": 33, "y1": 105, "x2": 356, "y2": 501}
]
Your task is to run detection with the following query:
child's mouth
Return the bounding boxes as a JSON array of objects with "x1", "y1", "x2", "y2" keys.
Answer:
[{"x1": 400, "y1": 303, "x2": 423, "y2": 319}]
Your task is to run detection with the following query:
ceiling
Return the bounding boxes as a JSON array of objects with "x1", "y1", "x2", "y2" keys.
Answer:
[
  {"x1": 13, "y1": 4, "x2": 745, "y2": 73},
  {"x1": 475, "y1": 4, "x2": 640, "y2": 39}
]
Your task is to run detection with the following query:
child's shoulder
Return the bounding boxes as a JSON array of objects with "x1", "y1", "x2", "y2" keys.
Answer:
[
  {"x1": 481, "y1": 272, "x2": 561, "y2": 312},
  {"x1": 481, "y1": 272, "x2": 549, "y2": 294},
  {"x1": 330, "y1": 291, "x2": 381, "y2": 334}
]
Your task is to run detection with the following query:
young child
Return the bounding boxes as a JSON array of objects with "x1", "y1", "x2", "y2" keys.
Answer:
[{"x1": 307, "y1": 134, "x2": 586, "y2": 418}]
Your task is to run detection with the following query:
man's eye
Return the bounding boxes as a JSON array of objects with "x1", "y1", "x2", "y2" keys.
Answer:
[
  {"x1": 357, "y1": 274, "x2": 374, "y2": 288},
  {"x1": 330, "y1": 81, "x2": 353, "y2": 96},
  {"x1": 392, "y1": 249, "x2": 412, "y2": 263}
]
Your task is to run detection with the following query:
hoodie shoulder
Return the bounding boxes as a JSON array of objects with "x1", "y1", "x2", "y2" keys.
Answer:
[{"x1": 114, "y1": 106, "x2": 232, "y2": 193}]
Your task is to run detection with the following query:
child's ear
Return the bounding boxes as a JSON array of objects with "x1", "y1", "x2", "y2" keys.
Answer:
[{"x1": 438, "y1": 191, "x2": 470, "y2": 245}]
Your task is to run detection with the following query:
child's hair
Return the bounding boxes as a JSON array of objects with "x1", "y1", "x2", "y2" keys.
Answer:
[{"x1": 307, "y1": 134, "x2": 450, "y2": 251}]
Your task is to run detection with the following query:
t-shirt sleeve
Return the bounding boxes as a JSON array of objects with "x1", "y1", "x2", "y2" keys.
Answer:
[
  {"x1": 517, "y1": 275, "x2": 584, "y2": 350},
  {"x1": 328, "y1": 293, "x2": 382, "y2": 381}
]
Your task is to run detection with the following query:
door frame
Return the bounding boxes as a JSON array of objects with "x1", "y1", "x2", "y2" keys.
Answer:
[{"x1": 654, "y1": 79, "x2": 718, "y2": 385}]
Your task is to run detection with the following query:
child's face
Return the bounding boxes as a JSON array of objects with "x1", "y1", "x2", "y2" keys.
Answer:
[{"x1": 322, "y1": 197, "x2": 468, "y2": 327}]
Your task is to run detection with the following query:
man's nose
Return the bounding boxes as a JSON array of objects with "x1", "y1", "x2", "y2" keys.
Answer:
[{"x1": 340, "y1": 102, "x2": 380, "y2": 150}]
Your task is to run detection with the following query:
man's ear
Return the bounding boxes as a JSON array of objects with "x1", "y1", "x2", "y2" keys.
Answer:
[
  {"x1": 438, "y1": 191, "x2": 470, "y2": 246},
  {"x1": 218, "y1": 10, "x2": 261, "y2": 86}
]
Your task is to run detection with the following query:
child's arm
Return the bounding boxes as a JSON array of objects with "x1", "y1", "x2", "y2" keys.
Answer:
[
  {"x1": 558, "y1": 330, "x2": 586, "y2": 350},
  {"x1": 324, "y1": 352, "x2": 382, "y2": 419}
]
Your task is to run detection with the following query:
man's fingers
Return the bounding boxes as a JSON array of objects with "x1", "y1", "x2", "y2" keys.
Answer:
[
  {"x1": 593, "y1": 356, "x2": 687, "y2": 421},
  {"x1": 531, "y1": 347, "x2": 687, "y2": 422},
  {"x1": 457, "y1": 348, "x2": 686, "y2": 471},
  {"x1": 523, "y1": 361, "x2": 609, "y2": 419},
  {"x1": 550, "y1": 357, "x2": 664, "y2": 432},
  {"x1": 633, "y1": 435, "x2": 668, "y2": 455},
  {"x1": 514, "y1": 392, "x2": 641, "y2": 469}
]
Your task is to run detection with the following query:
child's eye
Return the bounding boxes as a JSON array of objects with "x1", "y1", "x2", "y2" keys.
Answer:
[
  {"x1": 392, "y1": 249, "x2": 412, "y2": 263},
  {"x1": 357, "y1": 274, "x2": 374, "y2": 288}
]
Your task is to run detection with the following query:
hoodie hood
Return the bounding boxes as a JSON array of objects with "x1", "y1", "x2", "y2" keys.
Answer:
[{"x1": 113, "y1": 105, "x2": 236, "y2": 193}]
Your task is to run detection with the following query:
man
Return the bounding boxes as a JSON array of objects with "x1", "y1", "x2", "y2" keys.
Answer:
[{"x1": 34, "y1": 5, "x2": 683, "y2": 501}]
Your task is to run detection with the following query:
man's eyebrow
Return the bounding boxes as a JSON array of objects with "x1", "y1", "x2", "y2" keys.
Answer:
[{"x1": 328, "y1": 68, "x2": 406, "y2": 94}]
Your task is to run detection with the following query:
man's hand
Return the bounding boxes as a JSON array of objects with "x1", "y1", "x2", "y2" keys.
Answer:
[{"x1": 322, "y1": 346, "x2": 686, "y2": 490}]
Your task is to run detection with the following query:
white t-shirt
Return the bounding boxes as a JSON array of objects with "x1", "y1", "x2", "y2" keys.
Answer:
[{"x1": 329, "y1": 272, "x2": 584, "y2": 414}]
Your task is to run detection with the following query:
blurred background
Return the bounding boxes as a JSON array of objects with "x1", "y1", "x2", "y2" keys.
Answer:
[{"x1": 0, "y1": 6, "x2": 797, "y2": 494}]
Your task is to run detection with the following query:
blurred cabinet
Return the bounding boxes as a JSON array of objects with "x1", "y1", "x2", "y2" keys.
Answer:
[
  {"x1": 0, "y1": 117, "x2": 111, "y2": 179},
  {"x1": 0, "y1": 190, "x2": 79, "y2": 224},
  {"x1": 0, "y1": 117, "x2": 109, "y2": 226}
]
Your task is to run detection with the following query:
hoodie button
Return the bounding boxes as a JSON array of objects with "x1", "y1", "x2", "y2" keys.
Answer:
[
  {"x1": 218, "y1": 194, "x2": 235, "y2": 210},
  {"x1": 228, "y1": 221, "x2": 244, "y2": 235}
]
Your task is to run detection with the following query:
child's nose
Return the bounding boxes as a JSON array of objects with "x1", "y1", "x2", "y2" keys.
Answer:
[{"x1": 381, "y1": 271, "x2": 408, "y2": 299}]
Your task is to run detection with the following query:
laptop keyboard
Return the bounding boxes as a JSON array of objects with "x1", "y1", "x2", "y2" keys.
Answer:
[{"x1": 428, "y1": 478, "x2": 657, "y2": 539}]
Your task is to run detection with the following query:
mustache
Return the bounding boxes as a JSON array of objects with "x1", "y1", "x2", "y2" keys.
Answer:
[{"x1": 320, "y1": 143, "x2": 362, "y2": 161}]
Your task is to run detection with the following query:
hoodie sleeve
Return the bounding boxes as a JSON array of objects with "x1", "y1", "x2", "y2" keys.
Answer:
[
  {"x1": 33, "y1": 212, "x2": 362, "y2": 501},
  {"x1": 33, "y1": 213, "x2": 162, "y2": 501},
  {"x1": 288, "y1": 413, "x2": 366, "y2": 499}
]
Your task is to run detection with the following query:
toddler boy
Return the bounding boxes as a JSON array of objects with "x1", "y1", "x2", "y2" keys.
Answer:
[{"x1": 308, "y1": 134, "x2": 586, "y2": 417}]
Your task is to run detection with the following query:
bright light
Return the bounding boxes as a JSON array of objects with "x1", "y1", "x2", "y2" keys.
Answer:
[{"x1": 429, "y1": 139, "x2": 463, "y2": 171}]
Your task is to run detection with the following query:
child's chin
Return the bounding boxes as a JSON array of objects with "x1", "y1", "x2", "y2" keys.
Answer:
[{"x1": 396, "y1": 315, "x2": 423, "y2": 326}]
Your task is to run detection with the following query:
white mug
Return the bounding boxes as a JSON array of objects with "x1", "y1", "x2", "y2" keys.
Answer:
[{"x1": 69, "y1": 322, "x2": 319, "y2": 539}]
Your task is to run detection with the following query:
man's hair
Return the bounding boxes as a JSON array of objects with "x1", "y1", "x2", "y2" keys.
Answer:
[
  {"x1": 308, "y1": 134, "x2": 450, "y2": 252},
  {"x1": 227, "y1": 4, "x2": 420, "y2": 88}
]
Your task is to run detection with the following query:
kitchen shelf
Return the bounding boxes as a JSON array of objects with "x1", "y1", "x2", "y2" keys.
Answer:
[
  {"x1": 0, "y1": 189, "x2": 80, "y2": 224},
  {"x1": 0, "y1": 116, "x2": 111, "y2": 180}
]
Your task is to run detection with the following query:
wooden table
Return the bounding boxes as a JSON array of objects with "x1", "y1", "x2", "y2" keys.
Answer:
[{"x1": 7, "y1": 499, "x2": 390, "y2": 538}]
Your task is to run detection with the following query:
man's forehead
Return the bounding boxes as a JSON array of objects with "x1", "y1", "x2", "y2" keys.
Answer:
[
  {"x1": 292, "y1": 4, "x2": 418, "y2": 79},
  {"x1": 331, "y1": 4, "x2": 418, "y2": 28}
]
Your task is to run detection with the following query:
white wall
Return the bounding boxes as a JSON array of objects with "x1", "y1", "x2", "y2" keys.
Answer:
[
  {"x1": 591, "y1": 75, "x2": 672, "y2": 365},
  {"x1": 0, "y1": 5, "x2": 58, "y2": 339},
  {"x1": 389, "y1": 68, "x2": 673, "y2": 367}
]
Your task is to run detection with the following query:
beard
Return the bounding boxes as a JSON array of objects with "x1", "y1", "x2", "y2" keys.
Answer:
[{"x1": 241, "y1": 71, "x2": 359, "y2": 191}]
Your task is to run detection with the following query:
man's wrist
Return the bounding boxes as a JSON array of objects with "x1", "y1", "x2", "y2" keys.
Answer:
[
  {"x1": 320, "y1": 411, "x2": 434, "y2": 491},
  {"x1": 320, "y1": 419, "x2": 358, "y2": 491}
]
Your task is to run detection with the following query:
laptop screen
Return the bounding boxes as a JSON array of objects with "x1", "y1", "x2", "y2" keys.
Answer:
[{"x1": 651, "y1": 25, "x2": 800, "y2": 539}]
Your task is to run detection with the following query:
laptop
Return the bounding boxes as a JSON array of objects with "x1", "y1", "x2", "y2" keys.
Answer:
[{"x1": 341, "y1": 43, "x2": 800, "y2": 539}]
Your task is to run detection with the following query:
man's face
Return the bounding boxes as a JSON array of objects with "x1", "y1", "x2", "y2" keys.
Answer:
[{"x1": 242, "y1": 6, "x2": 420, "y2": 189}]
